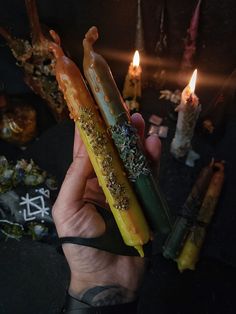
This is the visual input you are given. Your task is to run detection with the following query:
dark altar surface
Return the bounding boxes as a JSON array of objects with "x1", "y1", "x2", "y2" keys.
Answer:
[
  {"x1": 1, "y1": 90, "x2": 236, "y2": 314},
  {"x1": 0, "y1": 0, "x2": 236, "y2": 313}
]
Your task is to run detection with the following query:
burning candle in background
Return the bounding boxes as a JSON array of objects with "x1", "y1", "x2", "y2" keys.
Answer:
[
  {"x1": 170, "y1": 69, "x2": 201, "y2": 159},
  {"x1": 122, "y1": 50, "x2": 142, "y2": 111}
]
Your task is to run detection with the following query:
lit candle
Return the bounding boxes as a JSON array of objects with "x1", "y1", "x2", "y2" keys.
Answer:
[
  {"x1": 122, "y1": 50, "x2": 142, "y2": 111},
  {"x1": 170, "y1": 69, "x2": 201, "y2": 159}
]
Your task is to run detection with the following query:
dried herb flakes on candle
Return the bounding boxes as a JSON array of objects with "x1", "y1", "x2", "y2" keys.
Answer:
[
  {"x1": 110, "y1": 122, "x2": 150, "y2": 181},
  {"x1": 78, "y1": 108, "x2": 129, "y2": 210}
]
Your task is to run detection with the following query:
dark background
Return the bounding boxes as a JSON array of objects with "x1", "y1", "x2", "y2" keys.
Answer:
[{"x1": 0, "y1": 0, "x2": 236, "y2": 313}]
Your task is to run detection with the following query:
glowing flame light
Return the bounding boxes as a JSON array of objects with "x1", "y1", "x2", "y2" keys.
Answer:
[
  {"x1": 133, "y1": 50, "x2": 140, "y2": 67},
  {"x1": 189, "y1": 69, "x2": 197, "y2": 93}
]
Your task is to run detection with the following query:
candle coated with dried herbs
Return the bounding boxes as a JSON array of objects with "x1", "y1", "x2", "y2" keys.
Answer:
[
  {"x1": 83, "y1": 26, "x2": 173, "y2": 240},
  {"x1": 0, "y1": 0, "x2": 69, "y2": 122},
  {"x1": 49, "y1": 30, "x2": 151, "y2": 257}
]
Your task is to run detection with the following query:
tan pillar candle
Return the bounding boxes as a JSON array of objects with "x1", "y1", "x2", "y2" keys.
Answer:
[{"x1": 122, "y1": 50, "x2": 142, "y2": 111}]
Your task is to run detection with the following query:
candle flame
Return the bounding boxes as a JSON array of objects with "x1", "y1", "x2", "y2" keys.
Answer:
[
  {"x1": 189, "y1": 69, "x2": 197, "y2": 93},
  {"x1": 133, "y1": 50, "x2": 140, "y2": 67}
]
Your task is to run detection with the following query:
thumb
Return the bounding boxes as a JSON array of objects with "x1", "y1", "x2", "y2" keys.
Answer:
[{"x1": 145, "y1": 134, "x2": 161, "y2": 163}]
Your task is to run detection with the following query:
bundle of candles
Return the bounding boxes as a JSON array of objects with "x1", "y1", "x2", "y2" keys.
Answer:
[
  {"x1": 49, "y1": 27, "x2": 173, "y2": 257},
  {"x1": 163, "y1": 160, "x2": 225, "y2": 271}
]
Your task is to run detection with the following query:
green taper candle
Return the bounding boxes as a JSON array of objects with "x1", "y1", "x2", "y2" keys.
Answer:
[{"x1": 83, "y1": 26, "x2": 173, "y2": 240}]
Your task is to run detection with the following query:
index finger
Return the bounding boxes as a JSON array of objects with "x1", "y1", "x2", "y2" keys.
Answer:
[{"x1": 130, "y1": 112, "x2": 145, "y2": 140}]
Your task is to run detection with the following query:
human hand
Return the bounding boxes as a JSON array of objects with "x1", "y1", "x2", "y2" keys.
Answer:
[{"x1": 52, "y1": 113, "x2": 161, "y2": 306}]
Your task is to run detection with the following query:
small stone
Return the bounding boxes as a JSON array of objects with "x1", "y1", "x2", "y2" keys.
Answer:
[
  {"x1": 148, "y1": 124, "x2": 159, "y2": 136},
  {"x1": 158, "y1": 126, "x2": 169, "y2": 138},
  {"x1": 185, "y1": 150, "x2": 200, "y2": 167},
  {"x1": 148, "y1": 114, "x2": 163, "y2": 126}
]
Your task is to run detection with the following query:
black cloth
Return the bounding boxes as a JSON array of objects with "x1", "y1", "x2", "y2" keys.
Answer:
[
  {"x1": 1, "y1": 95, "x2": 236, "y2": 313},
  {"x1": 18, "y1": 95, "x2": 236, "y2": 267}
]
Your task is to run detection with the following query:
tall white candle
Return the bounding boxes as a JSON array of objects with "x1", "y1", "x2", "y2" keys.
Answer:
[{"x1": 171, "y1": 69, "x2": 201, "y2": 158}]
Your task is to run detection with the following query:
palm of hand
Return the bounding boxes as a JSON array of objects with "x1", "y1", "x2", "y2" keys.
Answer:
[
  {"x1": 52, "y1": 113, "x2": 161, "y2": 297},
  {"x1": 53, "y1": 149, "x2": 145, "y2": 295}
]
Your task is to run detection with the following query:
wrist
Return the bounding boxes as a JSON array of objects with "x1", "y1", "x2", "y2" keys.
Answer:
[
  {"x1": 68, "y1": 284, "x2": 137, "y2": 306},
  {"x1": 63, "y1": 293, "x2": 138, "y2": 313}
]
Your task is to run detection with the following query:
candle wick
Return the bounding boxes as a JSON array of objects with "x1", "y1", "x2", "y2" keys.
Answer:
[{"x1": 187, "y1": 93, "x2": 193, "y2": 103}]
